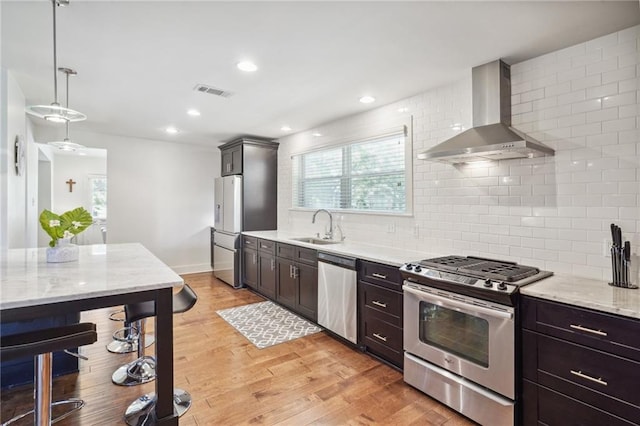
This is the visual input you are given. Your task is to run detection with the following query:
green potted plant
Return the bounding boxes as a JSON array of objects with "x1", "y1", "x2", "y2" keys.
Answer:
[{"x1": 39, "y1": 207, "x2": 93, "y2": 262}]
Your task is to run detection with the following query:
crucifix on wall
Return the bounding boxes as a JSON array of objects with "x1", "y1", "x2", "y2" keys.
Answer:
[{"x1": 66, "y1": 179, "x2": 77, "y2": 192}]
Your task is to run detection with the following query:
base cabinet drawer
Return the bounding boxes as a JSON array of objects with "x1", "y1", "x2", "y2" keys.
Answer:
[
  {"x1": 523, "y1": 380, "x2": 638, "y2": 426},
  {"x1": 361, "y1": 311, "x2": 403, "y2": 368},
  {"x1": 522, "y1": 296, "x2": 640, "y2": 426},
  {"x1": 361, "y1": 282, "x2": 402, "y2": 326}
]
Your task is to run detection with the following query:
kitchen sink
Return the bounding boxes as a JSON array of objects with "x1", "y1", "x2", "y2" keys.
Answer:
[{"x1": 290, "y1": 237, "x2": 341, "y2": 245}]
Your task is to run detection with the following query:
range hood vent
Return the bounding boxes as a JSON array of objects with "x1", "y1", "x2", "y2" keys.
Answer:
[{"x1": 418, "y1": 60, "x2": 554, "y2": 164}]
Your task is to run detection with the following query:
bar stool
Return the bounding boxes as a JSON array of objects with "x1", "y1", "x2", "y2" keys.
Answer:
[
  {"x1": 0, "y1": 322, "x2": 97, "y2": 425},
  {"x1": 116, "y1": 284, "x2": 198, "y2": 425},
  {"x1": 106, "y1": 316, "x2": 155, "y2": 355}
]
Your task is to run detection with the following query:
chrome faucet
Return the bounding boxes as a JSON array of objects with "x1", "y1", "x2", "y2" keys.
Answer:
[{"x1": 312, "y1": 209, "x2": 333, "y2": 240}]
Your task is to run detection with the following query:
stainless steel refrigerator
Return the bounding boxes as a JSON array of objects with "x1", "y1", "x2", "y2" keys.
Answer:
[{"x1": 213, "y1": 175, "x2": 242, "y2": 287}]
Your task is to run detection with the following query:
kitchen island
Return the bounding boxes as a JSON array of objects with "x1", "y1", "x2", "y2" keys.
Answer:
[{"x1": 0, "y1": 243, "x2": 183, "y2": 425}]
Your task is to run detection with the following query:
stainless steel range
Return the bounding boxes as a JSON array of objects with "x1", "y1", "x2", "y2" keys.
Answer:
[{"x1": 400, "y1": 256, "x2": 552, "y2": 426}]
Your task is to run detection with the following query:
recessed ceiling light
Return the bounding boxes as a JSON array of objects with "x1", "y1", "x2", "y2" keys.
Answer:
[
  {"x1": 165, "y1": 126, "x2": 179, "y2": 134},
  {"x1": 359, "y1": 95, "x2": 375, "y2": 104},
  {"x1": 187, "y1": 109, "x2": 201, "y2": 116},
  {"x1": 237, "y1": 61, "x2": 258, "y2": 72},
  {"x1": 281, "y1": 125, "x2": 292, "y2": 132},
  {"x1": 312, "y1": 132, "x2": 322, "y2": 137},
  {"x1": 397, "y1": 107, "x2": 409, "y2": 113}
]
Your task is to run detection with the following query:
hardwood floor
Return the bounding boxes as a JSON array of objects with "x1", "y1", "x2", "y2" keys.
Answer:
[{"x1": 1, "y1": 273, "x2": 475, "y2": 425}]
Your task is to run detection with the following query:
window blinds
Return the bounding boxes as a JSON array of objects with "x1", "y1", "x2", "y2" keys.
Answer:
[{"x1": 292, "y1": 130, "x2": 407, "y2": 213}]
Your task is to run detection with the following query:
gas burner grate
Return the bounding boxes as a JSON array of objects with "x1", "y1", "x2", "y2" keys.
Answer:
[{"x1": 419, "y1": 255, "x2": 540, "y2": 283}]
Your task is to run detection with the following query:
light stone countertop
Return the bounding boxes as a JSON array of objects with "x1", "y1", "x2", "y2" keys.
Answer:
[
  {"x1": 1, "y1": 243, "x2": 183, "y2": 311},
  {"x1": 242, "y1": 230, "x2": 434, "y2": 266},
  {"x1": 521, "y1": 274, "x2": 640, "y2": 320},
  {"x1": 243, "y1": 231, "x2": 640, "y2": 320}
]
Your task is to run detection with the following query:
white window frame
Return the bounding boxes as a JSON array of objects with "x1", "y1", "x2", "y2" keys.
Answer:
[
  {"x1": 87, "y1": 174, "x2": 107, "y2": 221},
  {"x1": 290, "y1": 123, "x2": 413, "y2": 216}
]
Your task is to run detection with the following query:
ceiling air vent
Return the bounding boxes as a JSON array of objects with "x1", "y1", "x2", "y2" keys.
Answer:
[{"x1": 193, "y1": 84, "x2": 234, "y2": 98}]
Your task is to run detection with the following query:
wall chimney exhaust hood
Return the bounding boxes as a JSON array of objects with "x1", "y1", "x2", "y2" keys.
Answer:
[{"x1": 418, "y1": 60, "x2": 554, "y2": 164}]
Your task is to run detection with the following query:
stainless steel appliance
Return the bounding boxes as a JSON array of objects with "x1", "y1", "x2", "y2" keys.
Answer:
[
  {"x1": 317, "y1": 252, "x2": 357, "y2": 344},
  {"x1": 417, "y1": 60, "x2": 554, "y2": 164},
  {"x1": 400, "y1": 256, "x2": 552, "y2": 426},
  {"x1": 213, "y1": 176, "x2": 242, "y2": 288}
]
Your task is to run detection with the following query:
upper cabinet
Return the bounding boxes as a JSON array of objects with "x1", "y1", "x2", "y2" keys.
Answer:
[
  {"x1": 218, "y1": 137, "x2": 279, "y2": 231},
  {"x1": 221, "y1": 145, "x2": 242, "y2": 176}
]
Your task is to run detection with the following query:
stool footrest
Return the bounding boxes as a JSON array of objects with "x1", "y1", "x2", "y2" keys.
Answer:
[{"x1": 2, "y1": 398, "x2": 85, "y2": 425}]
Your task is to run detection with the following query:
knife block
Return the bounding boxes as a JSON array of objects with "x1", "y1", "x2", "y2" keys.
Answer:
[{"x1": 608, "y1": 245, "x2": 637, "y2": 289}]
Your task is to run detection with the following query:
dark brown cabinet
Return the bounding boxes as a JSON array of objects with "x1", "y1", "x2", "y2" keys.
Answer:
[
  {"x1": 275, "y1": 243, "x2": 318, "y2": 322},
  {"x1": 257, "y1": 239, "x2": 276, "y2": 299},
  {"x1": 218, "y1": 137, "x2": 278, "y2": 232},
  {"x1": 358, "y1": 260, "x2": 404, "y2": 369},
  {"x1": 221, "y1": 145, "x2": 242, "y2": 176},
  {"x1": 241, "y1": 236, "x2": 258, "y2": 290},
  {"x1": 521, "y1": 296, "x2": 640, "y2": 425},
  {"x1": 276, "y1": 258, "x2": 297, "y2": 310}
]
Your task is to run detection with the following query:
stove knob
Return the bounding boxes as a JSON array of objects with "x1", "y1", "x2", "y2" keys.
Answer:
[
  {"x1": 414, "y1": 266, "x2": 422, "y2": 273},
  {"x1": 497, "y1": 282, "x2": 508, "y2": 291},
  {"x1": 405, "y1": 264, "x2": 413, "y2": 271},
  {"x1": 483, "y1": 279, "x2": 493, "y2": 288}
]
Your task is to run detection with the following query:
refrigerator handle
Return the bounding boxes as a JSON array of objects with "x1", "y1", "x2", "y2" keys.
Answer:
[{"x1": 215, "y1": 203, "x2": 221, "y2": 223}]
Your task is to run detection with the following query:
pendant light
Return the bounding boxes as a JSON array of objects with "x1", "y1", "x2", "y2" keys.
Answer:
[
  {"x1": 48, "y1": 67, "x2": 85, "y2": 151},
  {"x1": 25, "y1": 0, "x2": 86, "y2": 123}
]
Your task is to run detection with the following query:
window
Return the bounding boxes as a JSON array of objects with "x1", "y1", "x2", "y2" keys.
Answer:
[
  {"x1": 88, "y1": 175, "x2": 107, "y2": 220},
  {"x1": 292, "y1": 129, "x2": 409, "y2": 214}
]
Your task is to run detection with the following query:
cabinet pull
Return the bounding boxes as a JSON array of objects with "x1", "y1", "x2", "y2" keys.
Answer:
[
  {"x1": 293, "y1": 266, "x2": 299, "y2": 279},
  {"x1": 270, "y1": 259, "x2": 275, "y2": 271},
  {"x1": 372, "y1": 273, "x2": 387, "y2": 279},
  {"x1": 289, "y1": 265, "x2": 293, "y2": 278},
  {"x1": 373, "y1": 333, "x2": 387, "y2": 342},
  {"x1": 570, "y1": 370, "x2": 607, "y2": 386},
  {"x1": 569, "y1": 324, "x2": 608, "y2": 337},
  {"x1": 253, "y1": 253, "x2": 257, "y2": 264},
  {"x1": 372, "y1": 300, "x2": 387, "y2": 308}
]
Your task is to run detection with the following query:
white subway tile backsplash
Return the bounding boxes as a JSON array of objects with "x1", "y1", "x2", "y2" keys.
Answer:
[
  {"x1": 602, "y1": 65, "x2": 636, "y2": 84},
  {"x1": 602, "y1": 91, "x2": 637, "y2": 108},
  {"x1": 586, "y1": 57, "x2": 619, "y2": 75},
  {"x1": 557, "y1": 90, "x2": 587, "y2": 105},
  {"x1": 585, "y1": 107, "x2": 618, "y2": 124},
  {"x1": 277, "y1": 25, "x2": 639, "y2": 283}
]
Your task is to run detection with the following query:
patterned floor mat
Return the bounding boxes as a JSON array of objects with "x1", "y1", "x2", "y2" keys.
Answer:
[{"x1": 216, "y1": 301, "x2": 322, "y2": 349}]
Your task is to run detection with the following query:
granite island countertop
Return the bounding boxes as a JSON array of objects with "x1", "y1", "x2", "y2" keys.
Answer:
[{"x1": 521, "y1": 274, "x2": 640, "y2": 320}]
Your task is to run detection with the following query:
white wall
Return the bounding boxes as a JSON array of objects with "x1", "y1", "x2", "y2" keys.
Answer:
[
  {"x1": 51, "y1": 153, "x2": 106, "y2": 214},
  {"x1": 277, "y1": 24, "x2": 640, "y2": 283},
  {"x1": 1, "y1": 69, "x2": 37, "y2": 249},
  {"x1": 34, "y1": 127, "x2": 219, "y2": 273}
]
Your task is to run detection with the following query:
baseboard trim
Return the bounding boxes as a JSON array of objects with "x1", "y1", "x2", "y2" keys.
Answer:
[{"x1": 171, "y1": 263, "x2": 212, "y2": 275}]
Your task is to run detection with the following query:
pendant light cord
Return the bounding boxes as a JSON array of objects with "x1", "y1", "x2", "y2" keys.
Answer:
[{"x1": 52, "y1": 0, "x2": 59, "y2": 105}]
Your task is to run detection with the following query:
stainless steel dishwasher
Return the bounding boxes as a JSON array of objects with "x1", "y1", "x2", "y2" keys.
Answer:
[{"x1": 317, "y1": 252, "x2": 357, "y2": 344}]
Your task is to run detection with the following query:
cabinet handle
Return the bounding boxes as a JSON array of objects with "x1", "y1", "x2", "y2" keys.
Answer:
[
  {"x1": 570, "y1": 370, "x2": 607, "y2": 386},
  {"x1": 372, "y1": 273, "x2": 387, "y2": 279},
  {"x1": 372, "y1": 300, "x2": 387, "y2": 308},
  {"x1": 293, "y1": 266, "x2": 299, "y2": 279},
  {"x1": 373, "y1": 333, "x2": 387, "y2": 342},
  {"x1": 253, "y1": 253, "x2": 256, "y2": 264},
  {"x1": 270, "y1": 259, "x2": 275, "y2": 271},
  {"x1": 289, "y1": 265, "x2": 293, "y2": 278},
  {"x1": 569, "y1": 324, "x2": 608, "y2": 337}
]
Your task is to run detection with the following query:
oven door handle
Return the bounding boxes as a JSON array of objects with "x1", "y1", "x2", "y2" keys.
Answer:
[{"x1": 403, "y1": 285, "x2": 513, "y2": 320}]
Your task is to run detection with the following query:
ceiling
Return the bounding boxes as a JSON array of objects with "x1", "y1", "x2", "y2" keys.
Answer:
[{"x1": 2, "y1": 1, "x2": 639, "y2": 147}]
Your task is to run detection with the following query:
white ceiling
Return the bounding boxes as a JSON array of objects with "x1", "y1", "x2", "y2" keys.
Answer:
[{"x1": 2, "y1": 1, "x2": 639, "y2": 147}]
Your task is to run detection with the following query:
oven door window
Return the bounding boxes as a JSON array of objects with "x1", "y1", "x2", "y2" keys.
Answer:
[{"x1": 418, "y1": 301, "x2": 489, "y2": 367}]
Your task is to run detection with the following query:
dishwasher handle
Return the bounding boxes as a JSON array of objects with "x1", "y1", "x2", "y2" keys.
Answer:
[{"x1": 317, "y1": 252, "x2": 356, "y2": 270}]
